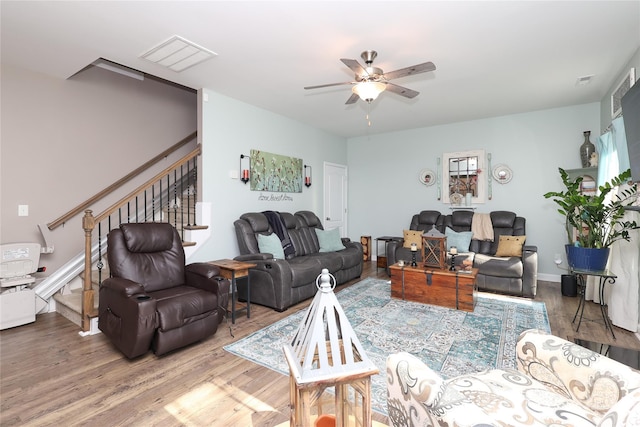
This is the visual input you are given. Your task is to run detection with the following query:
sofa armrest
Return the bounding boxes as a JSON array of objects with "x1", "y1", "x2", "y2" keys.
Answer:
[
  {"x1": 521, "y1": 245, "x2": 538, "y2": 297},
  {"x1": 387, "y1": 352, "x2": 497, "y2": 425},
  {"x1": 385, "y1": 239, "x2": 404, "y2": 275},
  {"x1": 235, "y1": 253, "x2": 273, "y2": 261},
  {"x1": 517, "y1": 329, "x2": 640, "y2": 415},
  {"x1": 233, "y1": 257, "x2": 294, "y2": 311}
]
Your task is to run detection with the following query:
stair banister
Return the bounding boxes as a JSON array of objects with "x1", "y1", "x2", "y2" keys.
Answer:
[{"x1": 92, "y1": 146, "x2": 200, "y2": 224}]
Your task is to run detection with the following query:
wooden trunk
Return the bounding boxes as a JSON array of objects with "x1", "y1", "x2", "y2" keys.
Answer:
[{"x1": 389, "y1": 264, "x2": 477, "y2": 312}]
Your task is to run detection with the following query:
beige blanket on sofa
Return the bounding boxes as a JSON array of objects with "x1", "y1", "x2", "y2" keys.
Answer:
[{"x1": 472, "y1": 213, "x2": 494, "y2": 241}]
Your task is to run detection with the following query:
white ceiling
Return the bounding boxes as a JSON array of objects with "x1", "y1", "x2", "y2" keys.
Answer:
[{"x1": 2, "y1": 1, "x2": 639, "y2": 138}]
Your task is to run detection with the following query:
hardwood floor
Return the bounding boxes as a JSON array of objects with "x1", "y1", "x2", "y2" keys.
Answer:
[{"x1": 2, "y1": 261, "x2": 639, "y2": 426}]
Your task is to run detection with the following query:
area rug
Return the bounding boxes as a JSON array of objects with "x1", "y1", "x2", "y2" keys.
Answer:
[{"x1": 224, "y1": 278, "x2": 550, "y2": 416}]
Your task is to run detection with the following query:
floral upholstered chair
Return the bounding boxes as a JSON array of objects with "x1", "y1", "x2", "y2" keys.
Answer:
[{"x1": 386, "y1": 329, "x2": 640, "y2": 426}]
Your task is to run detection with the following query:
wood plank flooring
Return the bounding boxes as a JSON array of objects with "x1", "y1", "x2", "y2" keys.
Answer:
[{"x1": 2, "y1": 261, "x2": 639, "y2": 426}]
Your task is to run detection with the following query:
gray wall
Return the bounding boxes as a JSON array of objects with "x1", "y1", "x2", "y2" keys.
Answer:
[
  {"x1": 0, "y1": 63, "x2": 197, "y2": 272},
  {"x1": 346, "y1": 103, "x2": 600, "y2": 281}
]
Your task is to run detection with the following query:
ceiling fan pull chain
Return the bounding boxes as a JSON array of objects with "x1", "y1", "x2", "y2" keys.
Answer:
[{"x1": 366, "y1": 101, "x2": 372, "y2": 127}]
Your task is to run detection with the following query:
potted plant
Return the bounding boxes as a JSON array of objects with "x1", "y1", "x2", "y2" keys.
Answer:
[{"x1": 543, "y1": 167, "x2": 639, "y2": 271}]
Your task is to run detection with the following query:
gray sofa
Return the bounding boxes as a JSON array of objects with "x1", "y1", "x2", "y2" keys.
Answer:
[
  {"x1": 386, "y1": 210, "x2": 538, "y2": 297},
  {"x1": 233, "y1": 210, "x2": 363, "y2": 311}
]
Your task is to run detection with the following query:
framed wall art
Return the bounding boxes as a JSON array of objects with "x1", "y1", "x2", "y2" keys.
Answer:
[{"x1": 250, "y1": 149, "x2": 303, "y2": 193}]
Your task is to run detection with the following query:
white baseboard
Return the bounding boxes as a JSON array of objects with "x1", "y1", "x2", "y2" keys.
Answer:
[{"x1": 538, "y1": 273, "x2": 562, "y2": 283}]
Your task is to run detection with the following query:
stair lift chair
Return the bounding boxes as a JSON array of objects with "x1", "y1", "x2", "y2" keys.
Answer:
[{"x1": 99, "y1": 223, "x2": 229, "y2": 358}]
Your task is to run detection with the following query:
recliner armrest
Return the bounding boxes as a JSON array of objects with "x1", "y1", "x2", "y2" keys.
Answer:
[
  {"x1": 523, "y1": 245, "x2": 537, "y2": 253},
  {"x1": 235, "y1": 253, "x2": 273, "y2": 261},
  {"x1": 101, "y1": 277, "x2": 145, "y2": 297},
  {"x1": 186, "y1": 262, "x2": 222, "y2": 279},
  {"x1": 185, "y1": 263, "x2": 231, "y2": 324}
]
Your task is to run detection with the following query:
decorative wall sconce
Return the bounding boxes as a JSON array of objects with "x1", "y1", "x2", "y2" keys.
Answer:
[
  {"x1": 303, "y1": 164, "x2": 312, "y2": 187},
  {"x1": 239, "y1": 154, "x2": 250, "y2": 184}
]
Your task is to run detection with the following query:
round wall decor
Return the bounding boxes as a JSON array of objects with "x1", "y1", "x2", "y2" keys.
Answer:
[
  {"x1": 492, "y1": 164, "x2": 513, "y2": 184},
  {"x1": 418, "y1": 168, "x2": 436, "y2": 186}
]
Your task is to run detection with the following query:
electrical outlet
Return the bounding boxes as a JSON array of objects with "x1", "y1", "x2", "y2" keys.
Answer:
[{"x1": 18, "y1": 205, "x2": 29, "y2": 217}]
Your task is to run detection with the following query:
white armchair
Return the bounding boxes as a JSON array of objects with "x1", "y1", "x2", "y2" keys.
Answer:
[{"x1": 386, "y1": 329, "x2": 640, "y2": 426}]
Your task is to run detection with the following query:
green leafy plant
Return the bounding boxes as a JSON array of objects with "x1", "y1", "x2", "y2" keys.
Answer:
[{"x1": 544, "y1": 168, "x2": 639, "y2": 248}]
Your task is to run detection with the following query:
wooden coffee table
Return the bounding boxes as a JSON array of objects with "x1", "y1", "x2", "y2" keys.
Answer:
[
  {"x1": 389, "y1": 263, "x2": 478, "y2": 312},
  {"x1": 209, "y1": 259, "x2": 256, "y2": 324}
]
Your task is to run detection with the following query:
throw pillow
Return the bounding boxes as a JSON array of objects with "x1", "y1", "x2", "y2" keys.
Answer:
[
  {"x1": 315, "y1": 228, "x2": 346, "y2": 252},
  {"x1": 257, "y1": 233, "x2": 285, "y2": 259},
  {"x1": 495, "y1": 235, "x2": 527, "y2": 257},
  {"x1": 445, "y1": 227, "x2": 473, "y2": 252},
  {"x1": 402, "y1": 229, "x2": 423, "y2": 249}
]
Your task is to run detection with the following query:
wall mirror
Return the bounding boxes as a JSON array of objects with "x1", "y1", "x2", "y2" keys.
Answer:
[{"x1": 442, "y1": 149, "x2": 486, "y2": 204}]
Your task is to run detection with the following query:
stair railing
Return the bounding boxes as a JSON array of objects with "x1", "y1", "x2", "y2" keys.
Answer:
[{"x1": 79, "y1": 145, "x2": 201, "y2": 332}]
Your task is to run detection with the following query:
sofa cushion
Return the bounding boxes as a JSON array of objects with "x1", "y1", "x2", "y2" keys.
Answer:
[
  {"x1": 445, "y1": 227, "x2": 473, "y2": 252},
  {"x1": 287, "y1": 257, "x2": 324, "y2": 288},
  {"x1": 403, "y1": 229, "x2": 423, "y2": 249},
  {"x1": 315, "y1": 228, "x2": 346, "y2": 252},
  {"x1": 257, "y1": 233, "x2": 285, "y2": 259},
  {"x1": 495, "y1": 235, "x2": 527, "y2": 257},
  {"x1": 151, "y1": 286, "x2": 217, "y2": 331},
  {"x1": 474, "y1": 253, "x2": 524, "y2": 278},
  {"x1": 334, "y1": 246, "x2": 362, "y2": 269}
]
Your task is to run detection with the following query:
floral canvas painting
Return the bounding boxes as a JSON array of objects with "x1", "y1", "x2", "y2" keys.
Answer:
[{"x1": 250, "y1": 149, "x2": 303, "y2": 193}]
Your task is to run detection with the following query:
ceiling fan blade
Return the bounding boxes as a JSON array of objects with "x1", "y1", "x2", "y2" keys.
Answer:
[
  {"x1": 345, "y1": 93, "x2": 359, "y2": 105},
  {"x1": 385, "y1": 82, "x2": 419, "y2": 99},
  {"x1": 383, "y1": 61, "x2": 436, "y2": 80},
  {"x1": 304, "y1": 81, "x2": 354, "y2": 90},
  {"x1": 340, "y1": 58, "x2": 367, "y2": 76}
]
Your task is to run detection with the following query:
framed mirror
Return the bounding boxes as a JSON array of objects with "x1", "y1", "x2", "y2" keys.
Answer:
[{"x1": 442, "y1": 149, "x2": 486, "y2": 204}]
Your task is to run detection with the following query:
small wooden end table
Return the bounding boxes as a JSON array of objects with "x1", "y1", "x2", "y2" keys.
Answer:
[{"x1": 209, "y1": 259, "x2": 257, "y2": 324}]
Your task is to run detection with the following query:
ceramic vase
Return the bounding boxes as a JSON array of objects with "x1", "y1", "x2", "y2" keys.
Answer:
[{"x1": 580, "y1": 131, "x2": 595, "y2": 168}]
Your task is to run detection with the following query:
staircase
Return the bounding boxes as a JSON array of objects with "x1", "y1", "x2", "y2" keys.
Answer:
[{"x1": 40, "y1": 134, "x2": 208, "y2": 333}]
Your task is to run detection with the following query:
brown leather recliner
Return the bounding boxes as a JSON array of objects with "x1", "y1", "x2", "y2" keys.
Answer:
[{"x1": 99, "y1": 222, "x2": 229, "y2": 358}]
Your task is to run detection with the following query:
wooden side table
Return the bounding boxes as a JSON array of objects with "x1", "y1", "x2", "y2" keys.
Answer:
[{"x1": 209, "y1": 259, "x2": 257, "y2": 324}]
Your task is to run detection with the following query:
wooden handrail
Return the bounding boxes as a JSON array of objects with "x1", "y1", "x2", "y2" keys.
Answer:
[
  {"x1": 47, "y1": 131, "x2": 197, "y2": 230},
  {"x1": 94, "y1": 145, "x2": 201, "y2": 224}
]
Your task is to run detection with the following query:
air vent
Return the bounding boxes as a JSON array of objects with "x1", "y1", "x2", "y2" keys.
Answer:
[
  {"x1": 576, "y1": 75, "x2": 594, "y2": 86},
  {"x1": 140, "y1": 35, "x2": 217, "y2": 72}
]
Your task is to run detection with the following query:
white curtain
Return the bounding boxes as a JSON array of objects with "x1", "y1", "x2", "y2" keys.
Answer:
[{"x1": 586, "y1": 116, "x2": 640, "y2": 332}]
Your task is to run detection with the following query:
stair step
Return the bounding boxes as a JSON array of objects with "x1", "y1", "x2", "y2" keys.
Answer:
[
  {"x1": 184, "y1": 225, "x2": 208, "y2": 230},
  {"x1": 54, "y1": 285, "x2": 99, "y2": 327}
]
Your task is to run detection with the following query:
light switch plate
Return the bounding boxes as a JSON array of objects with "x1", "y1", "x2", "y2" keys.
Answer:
[{"x1": 18, "y1": 205, "x2": 28, "y2": 217}]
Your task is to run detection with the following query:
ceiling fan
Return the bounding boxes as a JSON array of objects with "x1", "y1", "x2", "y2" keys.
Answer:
[{"x1": 304, "y1": 50, "x2": 436, "y2": 104}]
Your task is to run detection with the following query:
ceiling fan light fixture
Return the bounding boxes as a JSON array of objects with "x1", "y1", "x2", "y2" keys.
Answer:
[{"x1": 352, "y1": 81, "x2": 386, "y2": 102}]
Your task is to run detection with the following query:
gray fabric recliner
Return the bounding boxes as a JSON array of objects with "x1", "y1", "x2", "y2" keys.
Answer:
[
  {"x1": 387, "y1": 210, "x2": 538, "y2": 297},
  {"x1": 233, "y1": 210, "x2": 363, "y2": 311}
]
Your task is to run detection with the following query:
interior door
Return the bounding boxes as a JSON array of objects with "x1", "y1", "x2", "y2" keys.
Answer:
[{"x1": 323, "y1": 162, "x2": 348, "y2": 236}]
